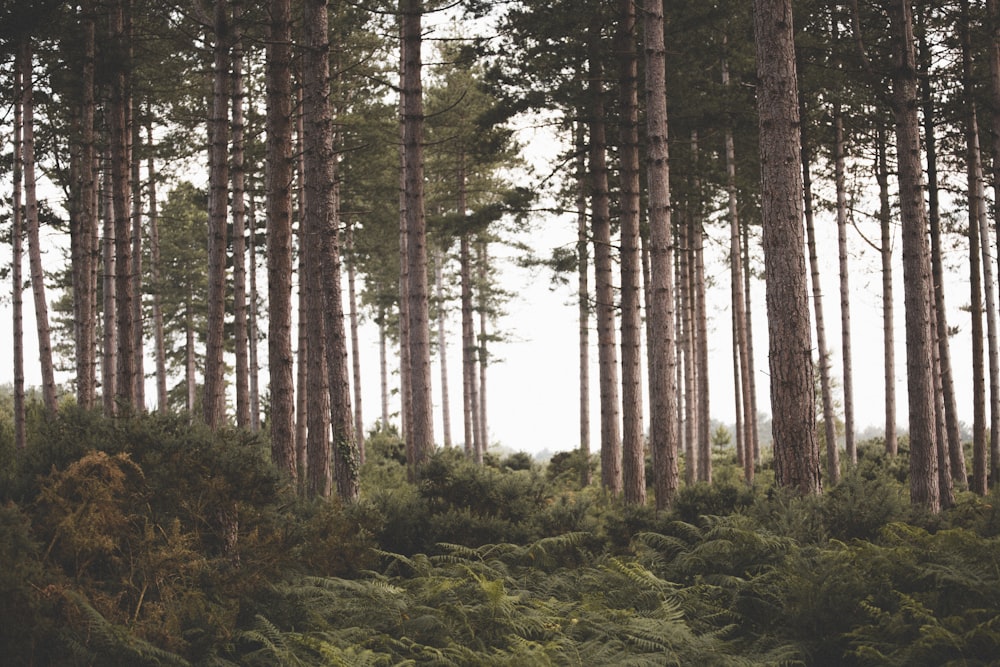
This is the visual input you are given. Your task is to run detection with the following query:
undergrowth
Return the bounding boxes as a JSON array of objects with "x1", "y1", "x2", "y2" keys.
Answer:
[{"x1": 2, "y1": 411, "x2": 999, "y2": 666}]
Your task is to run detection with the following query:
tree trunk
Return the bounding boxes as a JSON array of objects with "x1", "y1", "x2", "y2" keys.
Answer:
[
  {"x1": 102, "y1": 151, "x2": 117, "y2": 416},
  {"x1": 248, "y1": 189, "x2": 261, "y2": 431},
  {"x1": 642, "y1": 0, "x2": 678, "y2": 507},
  {"x1": 20, "y1": 40, "x2": 58, "y2": 414},
  {"x1": 401, "y1": 0, "x2": 434, "y2": 466},
  {"x1": 742, "y1": 220, "x2": 761, "y2": 463},
  {"x1": 461, "y1": 231, "x2": 482, "y2": 462},
  {"x1": 131, "y1": 99, "x2": 144, "y2": 410},
  {"x1": 378, "y1": 309, "x2": 391, "y2": 428},
  {"x1": 265, "y1": 0, "x2": 298, "y2": 480},
  {"x1": 802, "y1": 133, "x2": 840, "y2": 485},
  {"x1": 618, "y1": 0, "x2": 645, "y2": 505},
  {"x1": 304, "y1": 0, "x2": 358, "y2": 500},
  {"x1": 589, "y1": 37, "x2": 622, "y2": 494},
  {"x1": 185, "y1": 295, "x2": 196, "y2": 414},
  {"x1": 295, "y1": 92, "x2": 309, "y2": 481},
  {"x1": 753, "y1": 0, "x2": 821, "y2": 494},
  {"x1": 691, "y1": 132, "x2": 711, "y2": 484},
  {"x1": 575, "y1": 122, "x2": 592, "y2": 486},
  {"x1": 970, "y1": 177, "x2": 989, "y2": 496},
  {"x1": 109, "y1": 0, "x2": 136, "y2": 412},
  {"x1": 435, "y1": 248, "x2": 452, "y2": 448},
  {"x1": 12, "y1": 49, "x2": 25, "y2": 449},
  {"x1": 987, "y1": 0, "x2": 1000, "y2": 487},
  {"x1": 347, "y1": 223, "x2": 365, "y2": 461},
  {"x1": 875, "y1": 122, "x2": 898, "y2": 457},
  {"x1": 888, "y1": 0, "x2": 939, "y2": 512},
  {"x1": 477, "y1": 241, "x2": 490, "y2": 453},
  {"x1": 724, "y1": 51, "x2": 753, "y2": 484},
  {"x1": 72, "y1": 4, "x2": 98, "y2": 410},
  {"x1": 147, "y1": 118, "x2": 167, "y2": 411},
  {"x1": 231, "y1": 0, "x2": 251, "y2": 429},
  {"x1": 678, "y1": 207, "x2": 697, "y2": 486},
  {"x1": 833, "y1": 102, "x2": 856, "y2": 467},
  {"x1": 204, "y1": 0, "x2": 230, "y2": 428}
]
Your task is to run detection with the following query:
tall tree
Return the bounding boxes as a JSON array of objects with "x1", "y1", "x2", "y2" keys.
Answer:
[
  {"x1": 231, "y1": 0, "x2": 251, "y2": 429},
  {"x1": 20, "y1": 39, "x2": 58, "y2": 413},
  {"x1": 401, "y1": 0, "x2": 434, "y2": 467},
  {"x1": 575, "y1": 123, "x2": 591, "y2": 485},
  {"x1": 12, "y1": 43, "x2": 26, "y2": 449},
  {"x1": 753, "y1": 0, "x2": 821, "y2": 494},
  {"x1": 617, "y1": 0, "x2": 645, "y2": 505},
  {"x1": 266, "y1": 0, "x2": 298, "y2": 480},
  {"x1": 642, "y1": 0, "x2": 678, "y2": 508},
  {"x1": 875, "y1": 122, "x2": 898, "y2": 457},
  {"x1": 888, "y1": 0, "x2": 939, "y2": 512},
  {"x1": 203, "y1": 0, "x2": 231, "y2": 428},
  {"x1": 802, "y1": 130, "x2": 840, "y2": 486},
  {"x1": 589, "y1": 19, "x2": 622, "y2": 495}
]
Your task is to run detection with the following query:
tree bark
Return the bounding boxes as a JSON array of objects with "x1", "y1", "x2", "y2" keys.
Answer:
[
  {"x1": 12, "y1": 48, "x2": 25, "y2": 449},
  {"x1": 802, "y1": 133, "x2": 840, "y2": 485},
  {"x1": 724, "y1": 51, "x2": 753, "y2": 484},
  {"x1": 987, "y1": 0, "x2": 1000, "y2": 487},
  {"x1": 691, "y1": 132, "x2": 711, "y2": 484},
  {"x1": 753, "y1": 0, "x2": 821, "y2": 494},
  {"x1": 642, "y1": 0, "x2": 679, "y2": 507},
  {"x1": 20, "y1": 40, "x2": 58, "y2": 414},
  {"x1": 435, "y1": 248, "x2": 453, "y2": 448},
  {"x1": 204, "y1": 0, "x2": 230, "y2": 428},
  {"x1": 461, "y1": 231, "x2": 482, "y2": 462},
  {"x1": 295, "y1": 91, "x2": 309, "y2": 481},
  {"x1": 401, "y1": 0, "x2": 434, "y2": 466},
  {"x1": 265, "y1": 0, "x2": 298, "y2": 480},
  {"x1": 477, "y1": 241, "x2": 490, "y2": 453},
  {"x1": 347, "y1": 223, "x2": 366, "y2": 461},
  {"x1": 833, "y1": 103, "x2": 856, "y2": 467},
  {"x1": 248, "y1": 189, "x2": 261, "y2": 431},
  {"x1": 618, "y1": 0, "x2": 645, "y2": 506},
  {"x1": 589, "y1": 34, "x2": 622, "y2": 494},
  {"x1": 231, "y1": 0, "x2": 251, "y2": 429},
  {"x1": 888, "y1": 0, "x2": 939, "y2": 512},
  {"x1": 875, "y1": 122, "x2": 898, "y2": 457},
  {"x1": 575, "y1": 122, "x2": 592, "y2": 486},
  {"x1": 147, "y1": 118, "x2": 167, "y2": 411},
  {"x1": 102, "y1": 151, "x2": 117, "y2": 416}
]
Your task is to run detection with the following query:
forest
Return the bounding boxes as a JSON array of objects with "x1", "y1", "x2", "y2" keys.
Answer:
[{"x1": 4, "y1": 0, "x2": 1000, "y2": 662}]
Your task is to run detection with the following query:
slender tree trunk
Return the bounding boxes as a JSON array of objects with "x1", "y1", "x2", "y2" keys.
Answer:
[
  {"x1": 643, "y1": 0, "x2": 678, "y2": 507},
  {"x1": 110, "y1": 0, "x2": 136, "y2": 412},
  {"x1": 146, "y1": 119, "x2": 167, "y2": 411},
  {"x1": 889, "y1": 0, "x2": 939, "y2": 512},
  {"x1": 927, "y1": 12, "x2": 964, "y2": 486},
  {"x1": 575, "y1": 122, "x2": 592, "y2": 486},
  {"x1": 378, "y1": 310, "x2": 391, "y2": 428},
  {"x1": 987, "y1": 0, "x2": 1000, "y2": 487},
  {"x1": 691, "y1": 132, "x2": 711, "y2": 484},
  {"x1": 724, "y1": 51, "x2": 753, "y2": 484},
  {"x1": 295, "y1": 92, "x2": 309, "y2": 481},
  {"x1": 248, "y1": 190, "x2": 261, "y2": 431},
  {"x1": 73, "y1": 5, "x2": 98, "y2": 410},
  {"x1": 754, "y1": 0, "x2": 821, "y2": 494},
  {"x1": 185, "y1": 295, "x2": 196, "y2": 414},
  {"x1": 401, "y1": 0, "x2": 433, "y2": 466},
  {"x1": 130, "y1": 97, "x2": 144, "y2": 410},
  {"x1": 477, "y1": 241, "x2": 489, "y2": 453},
  {"x1": 231, "y1": 0, "x2": 251, "y2": 429},
  {"x1": 204, "y1": 0, "x2": 230, "y2": 428},
  {"x1": 12, "y1": 51, "x2": 25, "y2": 449},
  {"x1": 742, "y1": 220, "x2": 761, "y2": 463},
  {"x1": 266, "y1": 0, "x2": 298, "y2": 480},
  {"x1": 347, "y1": 223, "x2": 365, "y2": 461},
  {"x1": 678, "y1": 207, "x2": 697, "y2": 486},
  {"x1": 461, "y1": 231, "x2": 481, "y2": 462},
  {"x1": 435, "y1": 248, "x2": 452, "y2": 448},
  {"x1": 875, "y1": 123, "x2": 898, "y2": 457},
  {"x1": 618, "y1": 0, "x2": 645, "y2": 505},
  {"x1": 589, "y1": 37, "x2": 622, "y2": 495},
  {"x1": 802, "y1": 133, "x2": 840, "y2": 485},
  {"x1": 833, "y1": 103, "x2": 856, "y2": 466},
  {"x1": 971, "y1": 183, "x2": 989, "y2": 496},
  {"x1": 304, "y1": 0, "x2": 358, "y2": 500},
  {"x1": 20, "y1": 41, "x2": 58, "y2": 413},
  {"x1": 102, "y1": 152, "x2": 117, "y2": 416}
]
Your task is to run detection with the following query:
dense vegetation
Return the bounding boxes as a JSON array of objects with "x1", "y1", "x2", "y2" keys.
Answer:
[{"x1": 2, "y1": 407, "x2": 999, "y2": 665}]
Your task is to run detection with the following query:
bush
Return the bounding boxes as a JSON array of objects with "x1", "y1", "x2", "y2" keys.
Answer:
[{"x1": 672, "y1": 481, "x2": 758, "y2": 525}]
